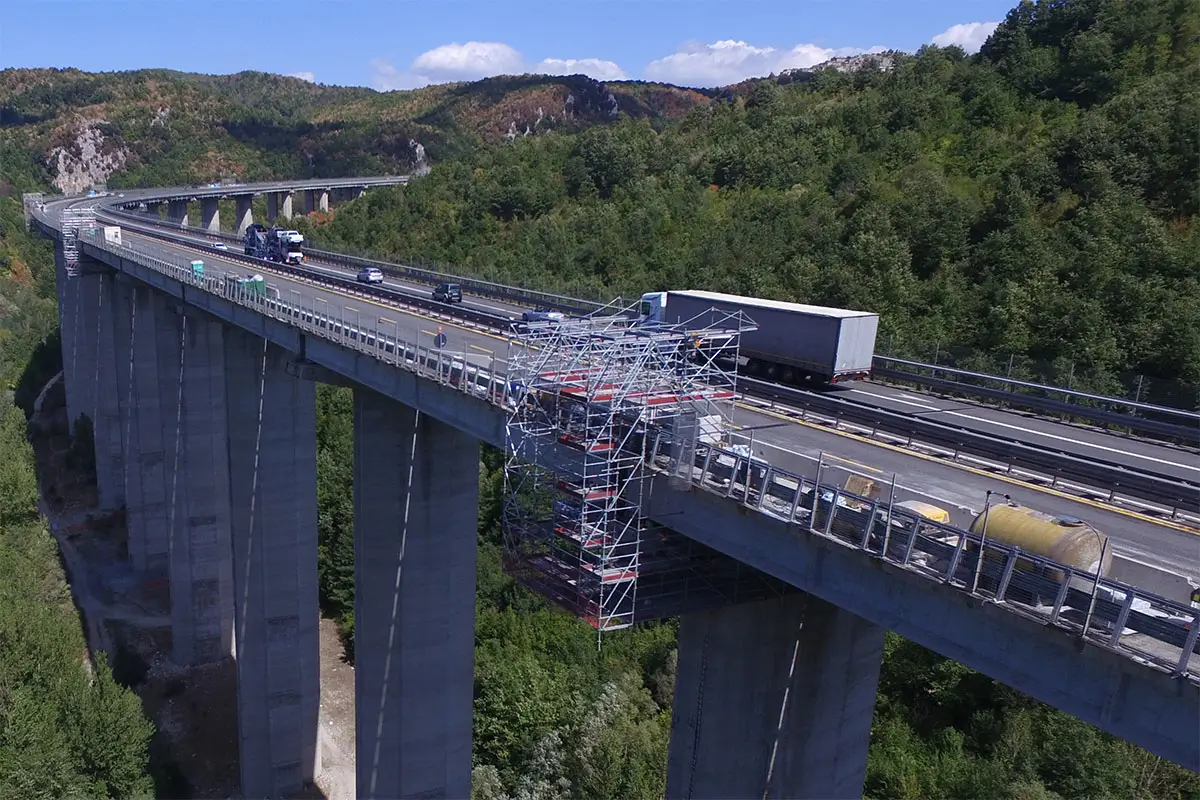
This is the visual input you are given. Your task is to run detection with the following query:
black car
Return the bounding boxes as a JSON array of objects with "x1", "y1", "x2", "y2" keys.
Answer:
[{"x1": 433, "y1": 282, "x2": 462, "y2": 303}]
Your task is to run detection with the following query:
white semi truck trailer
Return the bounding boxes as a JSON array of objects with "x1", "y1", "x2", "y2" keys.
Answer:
[{"x1": 639, "y1": 289, "x2": 879, "y2": 385}]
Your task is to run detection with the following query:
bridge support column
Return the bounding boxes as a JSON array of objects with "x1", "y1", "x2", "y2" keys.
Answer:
[
  {"x1": 201, "y1": 197, "x2": 220, "y2": 232},
  {"x1": 114, "y1": 280, "x2": 171, "y2": 573},
  {"x1": 224, "y1": 329, "x2": 320, "y2": 797},
  {"x1": 54, "y1": 246, "x2": 85, "y2": 436},
  {"x1": 235, "y1": 195, "x2": 254, "y2": 235},
  {"x1": 353, "y1": 390, "x2": 478, "y2": 800},
  {"x1": 666, "y1": 593, "x2": 884, "y2": 800},
  {"x1": 146, "y1": 201, "x2": 162, "y2": 218},
  {"x1": 167, "y1": 200, "x2": 189, "y2": 227},
  {"x1": 157, "y1": 307, "x2": 235, "y2": 666},
  {"x1": 316, "y1": 189, "x2": 329, "y2": 213},
  {"x1": 267, "y1": 191, "x2": 295, "y2": 222},
  {"x1": 89, "y1": 270, "x2": 124, "y2": 511}
]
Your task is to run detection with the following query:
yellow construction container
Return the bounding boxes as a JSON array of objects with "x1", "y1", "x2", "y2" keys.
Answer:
[
  {"x1": 895, "y1": 500, "x2": 951, "y2": 524},
  {"x1": 969, "y1": 502, "x2": 1112, "y2": 577}
]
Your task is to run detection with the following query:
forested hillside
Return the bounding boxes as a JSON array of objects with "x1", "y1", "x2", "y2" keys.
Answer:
[
  {"x1": 0, "y1": 68, "x2": 706, "y2": 194},
  {"x1": 0, "y1": 196, "x2": 155, "y2": 796},
  {"x1": 306, "y1": 0, "x2": 1200, "y2": 404},
  {"x1": 1, "y1": 0, "x2": 1199, "y2": 797}
]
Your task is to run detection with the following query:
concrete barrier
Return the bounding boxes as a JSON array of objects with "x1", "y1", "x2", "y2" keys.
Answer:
[{"x1": 1111, "y1": 555, "x2": 1200, "y2": 608}]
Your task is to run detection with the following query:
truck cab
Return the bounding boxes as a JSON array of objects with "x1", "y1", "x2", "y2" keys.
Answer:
[{"x1": 639, "y1": 292, "x2": 668, "y2": 324}]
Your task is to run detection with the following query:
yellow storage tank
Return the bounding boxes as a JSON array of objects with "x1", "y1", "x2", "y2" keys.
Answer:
[{"x1": 969, "y1": 502, "x2": 1112, "y2": 577}]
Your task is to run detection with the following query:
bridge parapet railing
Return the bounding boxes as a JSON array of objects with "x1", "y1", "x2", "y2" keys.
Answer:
[
  {"x1": 653, "y1": 438, "x2": 1200, "y2": 679},
  {"x1": 79, "y1": 228, "x2": 1200, "y2": 682}
]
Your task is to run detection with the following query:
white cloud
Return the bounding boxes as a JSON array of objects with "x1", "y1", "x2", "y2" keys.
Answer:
[
  {"x1": 930, "y1": 21, "x2": 1000, "y2": 53},
  {"x1": 412, "y1": 41, "x2": 526, "y2": 83},
  {"x1": 369, "y1": 42, "x2": 626, "y2": 91},
  {"x1": 534, "y1": 58, "x2": 627, "y2": 81},
  {"x1": 643, "y1": 40, "x2": 888, "y2": 87},
  {"x1": 287, "y1": 71, "x2": 316, "y2": 83}
]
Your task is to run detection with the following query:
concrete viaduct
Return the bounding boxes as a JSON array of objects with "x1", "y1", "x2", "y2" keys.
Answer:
[
  {"x1": 26, "y1": 180, "x2": 1200, "y2": 799},
  {"x1": 140, "y1": 179, "x2": 394, "y2": 234}
]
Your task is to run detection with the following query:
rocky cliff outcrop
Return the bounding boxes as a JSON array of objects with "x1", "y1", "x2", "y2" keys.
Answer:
[{"x1": 47, "y1": 122, "x2": 129, "y2": 194}]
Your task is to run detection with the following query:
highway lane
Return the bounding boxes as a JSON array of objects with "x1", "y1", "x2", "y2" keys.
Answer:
[
  {"x1": 838, "y1": 381, "x2": 1199, "y2": 481},
  {"x1": 105, "y1": 203, "x2": 1198, "y2": 481},
  {"x1": 122, "y1": 229, "x2": 519, "y2": 367},
  {"x1": 118, "y1": 228, "x2": 1200, "y2": 577},
  {"x1": 728, "y1": 405, "x2": 1200, "y2": 576},
  {"x1": 160, "y1": 224, "x2": 528, "y2": 320}
]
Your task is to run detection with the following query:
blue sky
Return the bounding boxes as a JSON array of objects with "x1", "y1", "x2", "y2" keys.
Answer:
[{"x1": 4, "y1": 0, "x2": 1017, "y2": 89}]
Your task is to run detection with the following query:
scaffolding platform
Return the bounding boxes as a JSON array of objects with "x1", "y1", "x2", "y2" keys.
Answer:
[
  {"x1": 59, "y1": 205, "x2": 97, "y2": 279},
  {"x1": 503, "y1": 297, "x2": 767, "y2": 634}
]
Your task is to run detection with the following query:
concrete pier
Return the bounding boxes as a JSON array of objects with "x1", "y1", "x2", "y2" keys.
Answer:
[
  {"x1": 89, "y1": 271, "x2": 124, "y2": 511},
  {"x1": 167, "y1": 199, "x2": 189, "y2": 227},
  {"x1": 353, "y1": 390, "x2": 479, "y2": 800},
  {"x1": 235, "y1": 196, "x2": 254, "y2": 235},
  {"x1": 201, "y1": 197, "x2": 220, "y2": 232},
  {"x1": 116, "y1": 281, "x2": 171, "y2": 573},
  {"x1": 302, "y1": 189, "x2": 328, "y2": 215},
  {"x1": 158, "y1": 307, "x2": 235, "y2": 665},
  {"x1": 69, "y1": 270, "x2": 101, "y2": 447},
  {"x1": 225, "y1": 329, "x2": 321, "y2": 797},
  {"x1": 666, "y1": 593, "x2": 884, "y2": 800},
  {"x1": 268, "y1": 191, "x2": 293, "y2": 223},
  {"x1": 54, "y1": 246, "x2": 84, "y2": 434}
]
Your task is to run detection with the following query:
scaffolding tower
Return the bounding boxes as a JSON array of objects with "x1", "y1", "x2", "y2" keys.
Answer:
[
  {"x1": 59, "y1": 205, "x2": 97, "y2": 279},
  {"x1": 503, "y1": 299, "x2": 786, "y2": 632}
]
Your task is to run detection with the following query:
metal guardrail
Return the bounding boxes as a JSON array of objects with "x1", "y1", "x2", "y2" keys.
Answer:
[
  {"x1": 93, "y1": 214, "x2": 514, "y2": 333},
  {"x1": 874, "y1": 357, "x2": 1200, "y2": 447},
  {"x1": 741, "y1": 377, "x2": 1200, "y2": 516},
  {"x1": 102, "y1": 197, "x2": 1198, "y2": 446},
  {"x1": 664, "y1": 439, "x2": 1200, "y2": 677},
  {"x1": 37, "y1": 210, "x2": 1200, "y2": 685},
  {"x1": 93, "y1": 205, "x2": 1200, "y2": 519},
  {"x1": 105, "y1": 206, "x2": 612, "y2": 318}
]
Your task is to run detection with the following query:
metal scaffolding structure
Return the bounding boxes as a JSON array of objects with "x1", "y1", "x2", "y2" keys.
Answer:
[
  {"x1": 502, "y1": 299, "x2": 787, "y2": 632},
  {"x1": 59, "y1": 205, "x2": 97, "y2": 278}
]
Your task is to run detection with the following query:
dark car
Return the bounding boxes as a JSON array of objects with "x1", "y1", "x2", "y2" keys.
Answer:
[
  {"x1": 521, "y1": 309, "x2": 565, "y2": 324},
  {"x1": 433, "y1": 282, "x2": 462, "y2": 303}
]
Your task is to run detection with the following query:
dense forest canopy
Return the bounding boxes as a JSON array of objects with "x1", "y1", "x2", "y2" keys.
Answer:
[
  {"x1": 1, "y1": 0, "x2": 1198, "y2": 797},
  {"x1": 297, "y1": 0, "x2": 1200, "y2": 404}
]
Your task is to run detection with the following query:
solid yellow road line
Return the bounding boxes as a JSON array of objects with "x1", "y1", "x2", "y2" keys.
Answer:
[{"x1": 737, "y1": 400, "x2": 1200, "y2": 535}]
